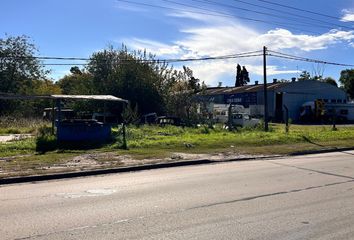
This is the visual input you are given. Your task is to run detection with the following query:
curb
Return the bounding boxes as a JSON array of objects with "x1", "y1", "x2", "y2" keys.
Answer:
[
  {"x1": 0, "y1": 156, "x2": 273, "y2": 185},
  {"x1": 288, "y1": 147, "x2": 354, "y2": 156},
  {"x1": 1, "y1": 147, "x2": 353, "y2": 185}
]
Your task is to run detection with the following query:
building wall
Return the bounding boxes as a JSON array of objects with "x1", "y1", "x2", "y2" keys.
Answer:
[
  {"x1": 279, "y1": 81, "x2": 347, "y2": 121},
  {"x1": 199, "y1": 81, "x2": 347, "y2": 122},
  {"x1": 256, "y1": 90, "x2": 276, "y2": 117}
]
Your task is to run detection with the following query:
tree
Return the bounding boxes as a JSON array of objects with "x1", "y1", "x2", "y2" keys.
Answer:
[
  {"x1": 86, "y1": 45, "x2": 174, "y2": 115},
  {"x1": 0, "y1": 35, "x2": 47, "y2": 93},
  {"x1": 298, "y1": 71, "x2": 311, "y2": 81},
  {"x1": 322, "y1": 77, "x2": 338, "y2": 87},
  {"x1": 70, "y1": 66, "x2": 82, "y2": 75},
  {"x1": 165, "y1": 67, "x2": 202, "y2": 125},
  {"x1": 235, "y1": 64, "x2": 250, "y2": 87},
  {"x1": 0, "y1": 35, "x2": 50, "y2": 116},
  {"x1": 339, "y1": 69, "x2": 354, "y2": 98},
  {"x1": 57, "y1": 68, "x2": 93, "y2": 95}
]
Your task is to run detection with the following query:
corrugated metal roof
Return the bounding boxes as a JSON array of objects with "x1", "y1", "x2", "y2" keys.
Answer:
[
  {"x1": 200, "y1": 82, "x2": 289, "y2": 95},
  {"x1": 51, "y1": 95, "x2": 128, "y2": 102},
  {"x1": 0, "y1": 94, "x2": 128, "y2": 102}
]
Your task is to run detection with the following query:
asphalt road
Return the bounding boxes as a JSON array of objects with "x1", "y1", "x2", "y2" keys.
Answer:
[{"x1": 1, "y1": 151, "x2": 354, "y2": 240}]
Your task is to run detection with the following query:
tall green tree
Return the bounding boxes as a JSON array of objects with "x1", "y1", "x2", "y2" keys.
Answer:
[
  {"x1": 86, "y1": 45, "x2": 174, "y2": 115},
  {"x1": 339, "y1": 69, "x2": 354, "y2": 98},
  {"x1": 0, "y1": 35, "x2": 50, "y2": 116},
  {"x1": 165, "y1": 66, "x2": 205, "y2": 124},
  {"x1": 235, "y1": 64, "x2": 250, "y2": 87},
  {"x1": 58, "y1": 67, "x2": 93, "y2": 95},
  {"x1": 0, "y1": 35, "x2": 47, "y2": 94}
]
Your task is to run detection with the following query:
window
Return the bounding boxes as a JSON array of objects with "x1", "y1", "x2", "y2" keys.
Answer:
[
  {"x1": 331, "y1": 99, "x2": 336, "y2": 103},
  {"x1": 324, "y1": 99, "x2": 328, "y2": 103},
  {"x1": 337, "y1": 99, "x2": 342, "y2": 103}
]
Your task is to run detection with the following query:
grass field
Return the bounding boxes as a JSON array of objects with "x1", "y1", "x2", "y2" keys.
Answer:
[
  {"x1": 112, "y1": 123, "x2": 354, "y2": 157},
  {"x1": 1, "y1": 122, "x2": 354, "y2": 178}
]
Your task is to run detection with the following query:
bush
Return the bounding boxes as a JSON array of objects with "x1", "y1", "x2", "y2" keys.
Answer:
[{"x1": 35, "y1": 126, "x2": 57, "y2": 153}]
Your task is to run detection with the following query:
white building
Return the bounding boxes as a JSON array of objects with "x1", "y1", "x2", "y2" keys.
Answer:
[{"x1": 198, "y1": 79, "x2": 347, "y2": 122}]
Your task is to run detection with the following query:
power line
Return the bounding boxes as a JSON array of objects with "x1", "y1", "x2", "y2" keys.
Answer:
[
  {"x1": 189, "y1": 0, "x2": 336, "y2": 31},
  {"x1": 41, "y1": 63, "x2": 88, "y2": 66},
  {"x1": 267, "y1": 49, "x2": 354, "y2": 67},
  {"x1": 1, "y1": 50, "x2": 263, "y2": 61},
  {"x1": 256, "y1": 0, "x2": 342, "y2": 21},
  {"x1": 1, "y1": 56, "x2": 90, "y2": 61},
  {"x1": 38, "y1": 53, "x2": 264, "y2": 66},
  {"x1": 117, "y1": 0, "x2": 320, "y2": 34},
  {"x1": 163, "y1": 0, "x2": 323, "y2": 31},
  {"x1": 228, "y1": 0, "x2": 354, "y2": 31}
]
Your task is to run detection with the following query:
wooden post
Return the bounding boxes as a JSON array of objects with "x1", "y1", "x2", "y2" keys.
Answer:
[
  {"x1": 284, "y1": 105, "x2": 289, "y2": 133},
  {"x1": 122, "y1": 123, "x2": 127, "y2": 150},
  {"x1": 56, "y1": 99, "x2": 62, "y2": 123},
  {"x1": 51, "y1": 99, "x2": 55, "y2": 135},
  {"x1": 332, "y1": 108, "x2": 336, "y2": 130}
]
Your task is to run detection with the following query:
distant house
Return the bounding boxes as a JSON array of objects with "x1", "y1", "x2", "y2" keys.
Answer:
[{"x1": 197, "y1": 79, "x2": 347, "y2": 122}]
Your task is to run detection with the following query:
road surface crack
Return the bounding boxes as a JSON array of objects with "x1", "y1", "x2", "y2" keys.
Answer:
[{"x1": 187, "y1": 179, "x2": 354, "y2": 210}]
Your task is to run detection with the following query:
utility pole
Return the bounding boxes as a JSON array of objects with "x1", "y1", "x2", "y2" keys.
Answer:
[{"x1": 263, "y1": 46, "x2": 269, "y2": 132}]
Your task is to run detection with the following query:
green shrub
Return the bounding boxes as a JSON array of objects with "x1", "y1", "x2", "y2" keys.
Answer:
[{"x1": 35, "y1": 126, "x2": 57, "y2": 153}]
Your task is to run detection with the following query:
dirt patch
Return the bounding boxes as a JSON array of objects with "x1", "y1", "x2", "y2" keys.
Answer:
[
  {"x1": 0, "y1": 154, "x2": 33, "y2": 162},
  {"x1": 0, "y1": 134, "x2": 33, "y2": 143},
  {"x1": 0, "y1": 151, "x2": 277, "y2": 179},
  {"x1": 169, "y1": 152, "x2": 273, "y2": 161},
  {"x1": 62, "y1": 151, "x2": 274, "y2": 169}
]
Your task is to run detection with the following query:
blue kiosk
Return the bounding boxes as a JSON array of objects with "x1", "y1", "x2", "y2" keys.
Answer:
[
  {"x1": 52, "y1": 95, "x2": 128, "y2": 142},
  {"x1": 0, "y1": 94, "x2": 128, "y2": 143}
]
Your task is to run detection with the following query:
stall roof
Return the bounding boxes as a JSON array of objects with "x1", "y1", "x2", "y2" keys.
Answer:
[
  {"x1": 51, "y1": 95, "x2": 128, "y2": 102},
  {"x1": 0, "y1": 94, "x2": 128, "y2": 102}
]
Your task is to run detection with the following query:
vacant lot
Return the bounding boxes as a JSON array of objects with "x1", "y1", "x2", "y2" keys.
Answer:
[{"x1": 1, "y1": 121, "x2": 354, "y2": 178}]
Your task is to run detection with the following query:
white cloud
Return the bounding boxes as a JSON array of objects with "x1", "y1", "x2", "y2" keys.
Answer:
[
  {"x1": 341, "y1": 9, "x2": 354, "y2": 22},
  {"x1": 125, "y1": 38, "x2": 184, "y2": 57},
  {"x1": 123, "y1": 11, "x2": 354, "y2": 85},
  {"x1": 256, "y1": 29, "x2": 354, "y2": 51}
]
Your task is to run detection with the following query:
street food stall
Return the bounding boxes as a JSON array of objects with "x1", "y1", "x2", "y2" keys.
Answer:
[{"x1": 0, "y1": 94, "x2": 128, "y2": 142}]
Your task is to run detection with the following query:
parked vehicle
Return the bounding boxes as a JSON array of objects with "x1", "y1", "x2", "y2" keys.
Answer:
[
  {"x1": 231, "y1": 113, "x2": 260, "y2": 127},
  {"x1": 211, "y1": 104, "x2": 260, "y2": 127},
  {"x1": 156, "y1": 116, "x2": 183, "y2": 126},
  {"x1": 142, "y1": 112, "x2": 158, "y2": 124}
]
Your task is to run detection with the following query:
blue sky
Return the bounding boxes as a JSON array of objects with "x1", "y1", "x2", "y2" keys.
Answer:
[{"x1": 2, "y1": 0, "x2": 354, "y2": 86}]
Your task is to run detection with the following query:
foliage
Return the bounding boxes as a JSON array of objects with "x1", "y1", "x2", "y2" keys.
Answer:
[
  {"x1": 56, "y1": 68, "x2": 96, "y2": 113},
  {"x1": 165, "y1": 66, "x2": 206, "y2": 125},
  {"x1": 57, "y1": 68, "x2": 93, "y2": 95},
  {"x1": 0, "y1": 117, "x2": 46, "y2": 134},
  {"x1": 339, "y1": 69, "x2": 354, "y2": 99},
  {"x1": 298, "y1": 71, "x2": 312, "y2": 81},
  {"x1": 35, "y1": 125, "x2": 57, "y2": 153},
  {"x1": 85, "y1": 45, "x2": 173, "y2": 115},
  {"x1": 0, "y1": 138, "x2": 35, "y2": 157},
  {"x1": 111, "y1": 124, "x2": 354, "y2": 152},
  {"x1": 298, "y1": 71, "x2": 339, "y2": 88},
  {"x1": 321, "y1": 77, "x2": 338, "y2": 87},
  {"x1": 235, "y1": 64, "x2": 250, "y2": 87},
  {"x1": 0, "y1": 35, "x2": 60, "y2": 116},
  {"x1": 121, "y1": 102, "x2": 140, "y2": 125}
]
